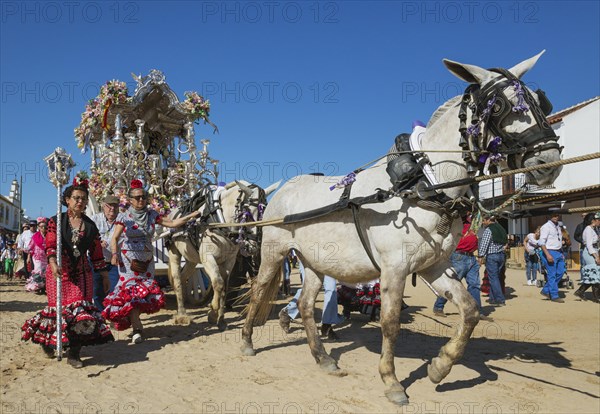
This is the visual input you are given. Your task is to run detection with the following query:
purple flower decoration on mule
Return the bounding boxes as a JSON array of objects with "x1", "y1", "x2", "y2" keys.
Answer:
[
  {"x1": 329, "y1": 172, "x2": 356, "y2": 191},
  {"x1": 467, "y1": 123, "x2": 480, "y2": 137},
  {"x1": 257, "y1": 203, "x2": 266, "y2": 221},
  {"x1": 511, "y1": 80, "x2": 529, "y2": 113},
  {"x1": 467, "y1": 96, "x2": 496, "y2": 140},
  {"x1": 479, "y1": 136, "x2": 505, "y2": 165}
]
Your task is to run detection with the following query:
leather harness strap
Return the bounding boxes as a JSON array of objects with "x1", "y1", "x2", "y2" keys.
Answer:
[
  {"x1": 342, "y1": 181, "x2": 382, "y2": 272},
  {"x1": 349, "y1": 203, "x2": 381, "y2": 272},
  {"x1": 350, "y1": 201, "x2": 418, "y2": 287}
]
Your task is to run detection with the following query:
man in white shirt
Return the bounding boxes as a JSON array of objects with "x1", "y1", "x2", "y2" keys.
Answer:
[
  {"x1": 17, "y1": 223, "x2": 34, "y2": 278},
  {"x1": 538, "y1": 212, "x2": 565, "y2": 302},
  {"x1": 91, "y1": 195, "x2": 121, "y2": 309}
]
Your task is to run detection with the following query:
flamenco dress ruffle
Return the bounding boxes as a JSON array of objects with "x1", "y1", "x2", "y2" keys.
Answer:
[
  {"x1": 102, "y1": 274, "x2": 165, "y2": 330},
  {"x1": 21, "y1": 300, "x2": 114, "y2": 349},
  {"x1": 580, "y1": 248, "x2": 600, "y2": 285},
  {"x1": 581, "y1": 266, "x2": 600, "y2": 284}
]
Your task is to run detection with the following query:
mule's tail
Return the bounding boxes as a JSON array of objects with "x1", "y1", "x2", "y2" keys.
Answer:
[{"x1": 239, "y1": 266, "x2": 283, "y2": 326}]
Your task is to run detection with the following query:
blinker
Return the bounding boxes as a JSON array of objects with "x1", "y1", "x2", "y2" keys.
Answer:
[{"x1": 535, "y1": 89, "x2": 553, "y2": 116}]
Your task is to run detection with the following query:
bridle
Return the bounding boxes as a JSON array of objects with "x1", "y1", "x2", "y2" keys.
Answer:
[
  {"x1": 177, "y1": 184, "x2": 266, "y2": 254},
  {"x1": 233, "y1": 184, "x2": 267, "y2": 257},
  {"x1": 458, "y1": 68, "x2": 561, "y2": 173}
]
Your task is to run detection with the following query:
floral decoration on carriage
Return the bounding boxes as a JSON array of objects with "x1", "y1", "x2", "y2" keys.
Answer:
[{"x1": 74, "y1": 70, "x2": 219, "y2": 214}]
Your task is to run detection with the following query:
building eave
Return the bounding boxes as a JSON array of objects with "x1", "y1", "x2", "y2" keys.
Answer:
[{"x1": 548, "y1": 96, "x2": 600, "y2": 124}]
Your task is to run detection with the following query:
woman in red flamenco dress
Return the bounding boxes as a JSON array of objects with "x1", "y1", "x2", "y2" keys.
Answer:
[
  {"x1": 102, "y1": 179, "x2": 200, "y2": 344},
  {"x1": 21, "y1": 178, "x2": 114, "y2": 368}
]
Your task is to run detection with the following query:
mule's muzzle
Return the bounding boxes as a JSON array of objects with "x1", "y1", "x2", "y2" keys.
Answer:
[{"x1": 524, "y1": 148, "x2": 563, "y2": 186}]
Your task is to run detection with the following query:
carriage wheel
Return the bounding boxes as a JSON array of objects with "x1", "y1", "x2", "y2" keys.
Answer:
[
  {"x1": 177, "y1": 255, "x2": 254, "y2": 310},
  {"x1": 187, "y1": 267, "x2": 250, "y2": 309},
  {"x1": 168, "y1": 265, "x2": 214, "y2": 307},
  {"x1": 186, "y1": 270, "x2": 213, "y2": 307},
  {"x1": 196, "y1": 285, "x2": 214, "y2": 307}
]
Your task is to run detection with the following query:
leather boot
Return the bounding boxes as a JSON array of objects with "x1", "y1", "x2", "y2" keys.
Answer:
[
  {"x1": 573, "y1": 284, "x2": 588, "y2": 300},
  {"x1": 42, "y1": 345, "x2": 55, "y2": 359},
  {"x1": 67, "y1": 346, "x2": 83, "y2": 369},
  {"x1": 592, "y1": 285, "x2": 600, "y2": 303},
  {"x1": 320, "y1": 324, "x2": 338, "y2": 340}
]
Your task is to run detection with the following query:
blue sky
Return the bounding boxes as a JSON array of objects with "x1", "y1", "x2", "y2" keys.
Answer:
[{"x1": 1, "y1": 0, "x2": 599, "y2": 218}]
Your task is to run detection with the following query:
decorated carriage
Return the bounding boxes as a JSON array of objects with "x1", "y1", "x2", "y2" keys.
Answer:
[
  {"x1": 75, "y1": 70, "x2": 219, "y2": 301},
  {"x1": 75, "y1": 69, "x2": 217, "y2": 213}
]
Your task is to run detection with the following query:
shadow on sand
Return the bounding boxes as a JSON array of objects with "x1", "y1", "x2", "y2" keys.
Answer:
[{"x1": 237, "y1": 300, "x2": 599, "y2": 400}]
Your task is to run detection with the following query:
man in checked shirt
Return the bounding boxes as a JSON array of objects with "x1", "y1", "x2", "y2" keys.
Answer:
[
  {"x1": 538, "y1": 212, "x2": 566, "y2": 303},
  {"x1": 478, "y1": 214, "x2": 508, "y2": 306}
]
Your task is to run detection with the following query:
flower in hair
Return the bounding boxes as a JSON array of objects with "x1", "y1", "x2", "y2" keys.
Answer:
[
  {"x1": 130, "y1": 179, "x2": 144, "y2": 189},
  {"x1": 73, "y1": 171, "x2": 90, "y2": 189}
]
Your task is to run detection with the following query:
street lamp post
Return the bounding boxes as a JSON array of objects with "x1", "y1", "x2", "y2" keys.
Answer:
[
  {"x1": 43, "y1": 148, "x2": 75, "y2": 361},
  {"x1": 18, "y1": 176, "x2": 22, "y2": 234}
]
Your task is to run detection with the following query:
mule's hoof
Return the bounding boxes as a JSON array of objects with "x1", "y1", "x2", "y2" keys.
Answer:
[
  {"x1": 207, "y1": 310, "x2": 218, "y2": 324},
  {"x1": 427, "y1": 359, "x2": 450, "y2": 384},
  {"x1": 319, "y1": 359, "x2": 340, "y2": 373},
  {"x1": 217, "y1": 321, "x2": 227, "y2": 332},
  {"x1": 384, "y1": 386, "x2": 409, "y2": 406},
  {"x1": 173, "y1": 315, "x2": 191, "y2": 326},
  {"x1": 240, "y1": 344, "x2": 256, "y2": 356}
]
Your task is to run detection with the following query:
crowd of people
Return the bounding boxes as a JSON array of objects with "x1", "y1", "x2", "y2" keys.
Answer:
[
  {"x1": 4, "y1": 174, "x2": 599, "y2": 367},
  {"x1": 424, "y1": 210, "x2": 600, "y2": 318},
  {"x1": 517, "y1": 212, "x2": 600, "y2": 303},
  {"x1": 1, "y1": 219, "x2": 49, "y2": 292}
]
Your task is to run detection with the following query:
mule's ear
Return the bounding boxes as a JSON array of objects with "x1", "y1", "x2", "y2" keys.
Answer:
[
  {"x1": 443, "y1": 58, "x2": 494, "y2": 85},
  {"x1": 224, "y1": 181, "x2": 237, "y2": 189},
  {"x1": 508, "y1": 50, "x2": 545, "y2": 79},
  {"x1": 264, "y1": 180, "x2": 281, "y2": 196},
  {"x1": 235, "y1": 180, "x2": 253, "y2": 197}
]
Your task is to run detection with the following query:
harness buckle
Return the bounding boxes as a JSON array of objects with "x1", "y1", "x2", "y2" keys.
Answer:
[
  {"x1": 415, "y1": 181, "x2": 436, "y2": 200},
  {"x1": 398, "y1": 189, "x2": 416, "y2": 199}
]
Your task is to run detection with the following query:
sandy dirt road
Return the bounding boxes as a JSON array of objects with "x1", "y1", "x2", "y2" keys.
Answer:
[{"x1": 1, "y1": 268, "x2": 599, "y2": 414}]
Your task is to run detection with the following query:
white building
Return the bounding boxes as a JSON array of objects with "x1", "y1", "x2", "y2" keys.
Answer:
[{"x1": 0, "y1": 178, "x2": 22, "y2": 233}]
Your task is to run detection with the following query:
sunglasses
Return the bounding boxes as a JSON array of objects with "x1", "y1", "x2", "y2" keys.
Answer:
[{"x1": 131, "y1": 195, "x2": 147, "y2": 201}]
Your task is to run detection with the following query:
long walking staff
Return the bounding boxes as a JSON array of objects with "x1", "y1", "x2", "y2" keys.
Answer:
[{"x1": 44, "y1": 148, "x2": 75, "y2": 361}]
